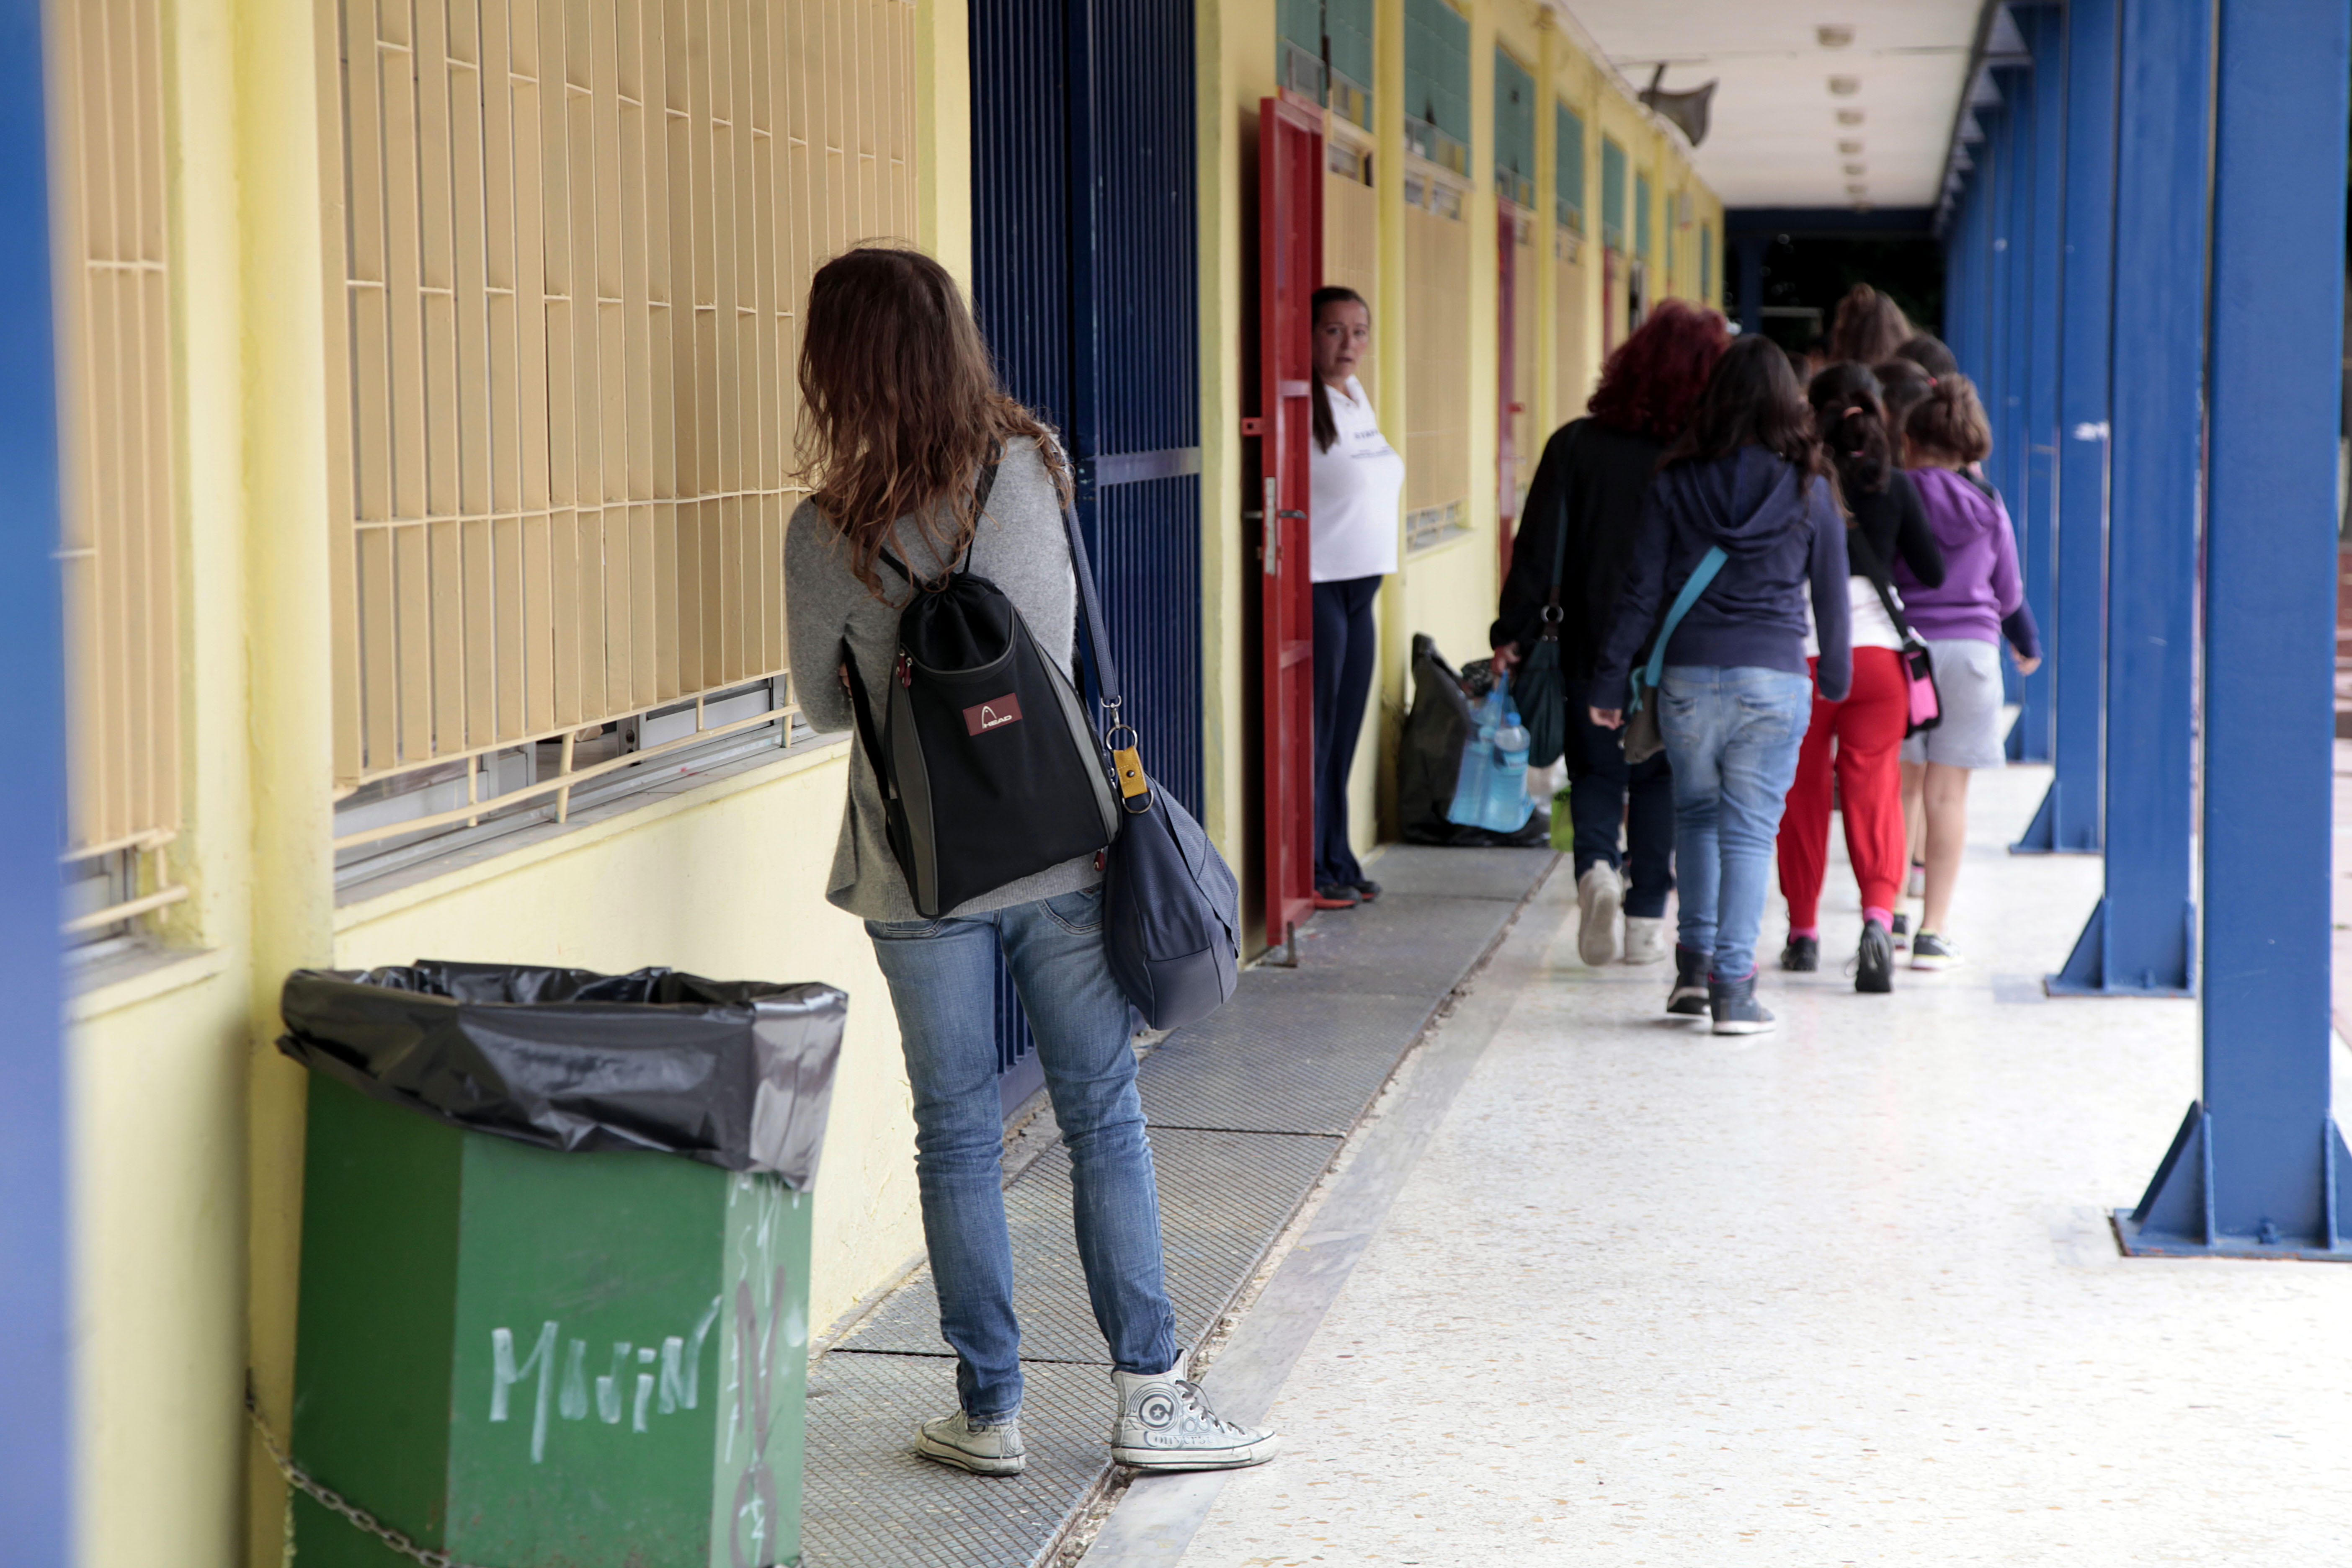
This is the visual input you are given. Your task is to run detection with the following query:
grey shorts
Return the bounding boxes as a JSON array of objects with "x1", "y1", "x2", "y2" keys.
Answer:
[{"x1": 1900, "y1": 637, "x2": 2007, "y2": 768}]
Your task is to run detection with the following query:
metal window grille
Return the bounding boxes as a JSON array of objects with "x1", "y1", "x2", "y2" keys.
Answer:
[
  {"x1": 53, "y1": 0, "x2": 186, "y2": 938},
  {"x1": 320, "y1": 0, "x2": 918, "y2": 848}
]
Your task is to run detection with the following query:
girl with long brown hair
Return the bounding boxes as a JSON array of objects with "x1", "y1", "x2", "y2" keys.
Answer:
[{"x1": 783, "y1": 246, "x2": 1276, "y2": 1479}]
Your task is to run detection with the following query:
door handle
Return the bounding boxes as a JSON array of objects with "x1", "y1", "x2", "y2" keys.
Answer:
[{"x1": 1261, "y1": 478, "x2": 1279, "y2": 575}]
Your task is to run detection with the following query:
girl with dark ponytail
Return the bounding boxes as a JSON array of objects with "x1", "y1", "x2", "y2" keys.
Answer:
[
  {"x1": 1304, "y1": 284, "x2": 1404, "y2": 907},
  {"x1": 1771, "y1": 363, "x2": 1947, "y2": 994}
]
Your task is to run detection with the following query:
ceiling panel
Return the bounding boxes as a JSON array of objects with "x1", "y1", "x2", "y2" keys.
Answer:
[{"x1": 1561, "y1": 1, "x2": 1984, "y2": 209}]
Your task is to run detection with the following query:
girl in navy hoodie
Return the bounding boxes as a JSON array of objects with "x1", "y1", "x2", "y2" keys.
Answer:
[{"x1": 1592, "y1": 336, "x2": 1851, "y2": 1036}]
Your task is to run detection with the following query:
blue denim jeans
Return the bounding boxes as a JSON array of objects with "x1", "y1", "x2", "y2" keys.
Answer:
[
  {"x1": 1657, "y1": 665, "x2": 1813, "y2": 981},
  {"x1": 865, "y1": 885, "x2": 1177, "y2": 1421}
]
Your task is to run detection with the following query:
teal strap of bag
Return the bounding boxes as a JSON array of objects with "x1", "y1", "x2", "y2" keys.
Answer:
[{"x1": 1629, "y1": 545, "x2": 1728, "y2": 712}]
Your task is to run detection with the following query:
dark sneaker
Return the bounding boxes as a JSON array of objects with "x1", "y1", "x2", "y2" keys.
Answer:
[
  {"x1": 1854, "y1": 919, "x2": 1894, "y2": 993},
  {"x1": 1891, "y1": 911, "x2": 1911, "y2": 951},
  {"x1": 1668, "y1": 946, "x2": 1712, "y2": 1016},
  {"x1": 1709, "y1": 971, "x2": 1778, "y2": 1036},
  {"x1": 1779, "y1": 935, "x2": 1820, "y2": 972},
  {"x1": 916, "y1": 1412, "x2": 1026, "y2": 1476},
  {"x1": 1312, "y1": 883, "x2": 1359, "y2": 910},
  {"x1": 1349, "y1": 879, "x2": 1382, "y2": 903},
  {"x1": 1910, "y1": 930, "x2": 1961, "y2": 971},
  {"x1": 1109, "y1": 1361, "x2": 1278, "y2": 1472}
]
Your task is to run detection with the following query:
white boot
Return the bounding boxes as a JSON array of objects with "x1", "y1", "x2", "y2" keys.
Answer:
[
  {"x1": 1621, "y1": 915, "x2": 1669, "y2": 965},
  {"x1": 1576, "y1": 864, "x2": 1623, "y2": 967},
  {"x1": 1109, "y1": 1358, "x2": 1279, "y2": 1471}
]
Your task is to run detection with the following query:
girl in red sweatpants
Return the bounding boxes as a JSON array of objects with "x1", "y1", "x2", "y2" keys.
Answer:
[
  {"x1": 1778, "y1": 363, "x2": 1947, "y2": 991},
  {"x1": 1778, "y1": 646, "x2": 1911, "y2": 965}
]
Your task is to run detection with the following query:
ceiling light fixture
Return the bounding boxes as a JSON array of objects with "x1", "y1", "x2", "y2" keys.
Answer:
[
  {"x1": 1843, "y1": 162, "x2": 1867, "y2": 176},
  {"x1": 1838, "y1": 139, "x2": 1863, "y2": 155},
  {"x1": 1837, "y1": 108, "x2": 1865, "y2": 125},
  {"x1": 1817, "y1": 24, "x2": 1855, "y2": 48},
  {"x1": 1846, "y1": 182, "x2": 1868, "y2": 196},
  {"x1": 1828, "y1": 75, "x2": 1861, "y2": 96}
]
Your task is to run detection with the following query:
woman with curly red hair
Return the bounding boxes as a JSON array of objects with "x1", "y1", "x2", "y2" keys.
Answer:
[{"x1": 1492, "y1": 300, "x2": 1730, "y2": 966}]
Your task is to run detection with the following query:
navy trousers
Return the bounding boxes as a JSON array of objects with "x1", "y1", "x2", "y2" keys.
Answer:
[
  {"x1": 1562, "y1": 673, "x2": 1675, "y2": 918},
  {"x1": 1312, "y1": 575, "x2": 1382, "y2": 888}
]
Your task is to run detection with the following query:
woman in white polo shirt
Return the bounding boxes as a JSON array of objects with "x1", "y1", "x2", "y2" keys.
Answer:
[{"x1": 1306, "y1": 285, "x2": 1406, "y2": 908}]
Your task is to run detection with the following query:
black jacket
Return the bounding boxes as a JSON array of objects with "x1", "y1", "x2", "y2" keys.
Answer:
[
  {"x1": 1844, "y1": 467, "x2": 1947, "y2": 592},
  {"x1": 1491, "y1": 419, "x2": 1666, "y2": 681}
]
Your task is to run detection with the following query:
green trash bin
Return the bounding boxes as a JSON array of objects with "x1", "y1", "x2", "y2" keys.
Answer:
[{"x1": 275, "y1": 962, "x2": 845, "y2": 1568}]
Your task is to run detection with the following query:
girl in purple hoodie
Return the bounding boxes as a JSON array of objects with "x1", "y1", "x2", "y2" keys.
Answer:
[{"x1": 1890, "y1": 376, "x2": 2043, "y2": 970}]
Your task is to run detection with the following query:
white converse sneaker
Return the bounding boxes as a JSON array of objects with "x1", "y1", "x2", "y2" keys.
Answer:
[
  {"x1": 914, "y1": 1411, "x2": 1026, "y2": 1476},
  {"x1": 1621, "y1": 915, "x2": 1669, "y2": 965},
  {"x1": 1576, "y1": 864, "x2": 1623, "y2": 967},
  {"x1": 1109, "y1": 1360, "x2": 1279, "y2": 1472}
]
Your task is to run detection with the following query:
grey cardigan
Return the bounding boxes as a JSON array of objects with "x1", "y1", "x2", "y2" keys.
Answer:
[{"x1": 784, "y1": 436, "x2": 1103, "y2": 923}]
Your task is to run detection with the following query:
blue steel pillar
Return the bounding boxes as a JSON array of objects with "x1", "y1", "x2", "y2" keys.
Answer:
[
  {"x1": 1993, "y1": 60, "x2": 2033, "y2": 709},
  {"x1": 2015, "y1": 0, "x2": 2118, "y2": 855},
  {"x1": 0, "y1": 0, "x2": 68, "y2": 1553},
  {"x1": 2006, "y1": 4, "x2": 2064, "y2": 762},
  {"x1": 2044, "y1": 0, "x2": 2206, "y2": 998},
  {"x1": 2116, "y1": 0, "x2": 2352, "y2": 1259}
]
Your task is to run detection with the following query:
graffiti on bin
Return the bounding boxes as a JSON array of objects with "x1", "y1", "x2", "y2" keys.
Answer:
[
  {"x1": 487, "y1": 1295, "x2": 722, "y2": 1464},
  {"x1": 720, "y1": 1176, "x2": 806, "y2": 1567}
]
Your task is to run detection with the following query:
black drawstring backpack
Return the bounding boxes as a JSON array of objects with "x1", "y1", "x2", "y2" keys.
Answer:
[
  {"x1": 843, "y1": 454, "x2": 1120, "y2": 918},
  {"x1": 841, "y1": 448, "x2": 1240, "y2": 1029}
]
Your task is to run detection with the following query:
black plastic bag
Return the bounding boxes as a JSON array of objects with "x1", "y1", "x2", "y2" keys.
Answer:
[
  {"x1": 278, "y1": 961, "x2": 845, "y2": 1189},
  {"x1": 1397, "y1": 635, "x2": 1552, "y2": 849}
]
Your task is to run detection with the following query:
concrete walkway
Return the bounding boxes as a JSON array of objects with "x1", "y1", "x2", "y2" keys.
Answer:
[{"x1": 1096, "y1": 763, "x2": 2352, "y2": 1566}]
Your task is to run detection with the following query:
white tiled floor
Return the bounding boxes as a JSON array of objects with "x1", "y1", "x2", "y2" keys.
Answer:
[{"x1": 1173, "y1": 764, "x2": 2352, "y2": 1567}]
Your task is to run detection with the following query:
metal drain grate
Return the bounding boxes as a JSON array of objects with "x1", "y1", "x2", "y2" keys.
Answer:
[
  {"x1": 840, "y1": 1128, "x2": 1339, "y2": 1362},
  {"x1": 802, "y1": 1353, "x2": 1114, "y2": 1568},
  {"x1": 1136, "y1": 990, "x2": 1436, "y2": 1135}
]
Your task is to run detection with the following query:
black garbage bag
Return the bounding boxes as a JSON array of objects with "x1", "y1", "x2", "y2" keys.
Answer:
[
  {"x1": 278, "y1": 961, "x2": 845, "y2": 1189},
  {"x1": 1397, "y1": 634, "x2": 1553, "y2": 849}
]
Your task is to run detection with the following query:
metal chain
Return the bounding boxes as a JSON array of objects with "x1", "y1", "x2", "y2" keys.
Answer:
[{"x1": 243, "y1": 1378, "x2": 490, "y2": 1568}]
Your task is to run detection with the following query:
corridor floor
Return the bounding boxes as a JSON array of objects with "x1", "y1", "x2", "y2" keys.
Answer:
[{"x1": 1124, "y1": 763, "x2": 2352, "y2": 1567}]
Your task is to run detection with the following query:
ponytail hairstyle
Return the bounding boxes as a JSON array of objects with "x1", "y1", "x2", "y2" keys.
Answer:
[
  {"x1": 1904, "y1": 371, "x2": 1994, "y2": 464},
  {"x1": 1661, "y1": 333, "x2": 1832, "y2": 494},
  {"x1": 794, "y1": 245, "x2": 1066, "y2": 597},
  {"x1": 1309, "y1": 286, "x2": 1370, "y2": 453},
  {"x1": 1892, "y1": 332, "x2": 1960, "y2": 379},
  {"x1": 1871, "y1": 356, "x2": 1936, "y2": 451},
  {"x1": 1806, "y1": 361, "x2": 1892, "y2": 497},
  {"x1": 1826, "y1": 282, "x2": 1914, "y2": 365}
]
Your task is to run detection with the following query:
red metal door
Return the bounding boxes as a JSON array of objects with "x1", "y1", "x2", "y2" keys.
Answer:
[{"x1": 1258, "y1": 94, "x2": 1322, "y2": 954}]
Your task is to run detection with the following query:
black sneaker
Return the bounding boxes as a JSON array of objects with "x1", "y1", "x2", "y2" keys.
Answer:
[
  {"x1": 1891, "y1": 911, "x2": 1911, "y2": 951},
  {"x1": 1910, "y1": 930, "x2": 1961, "y2": 971},
  {"x1": 1779, "y1": 935, "x2": 1820, "y2": 972},
  {"x1": 1312, "y1": 883, "x2": 1359, "y2": 910},
  {"x1": 1349, "y1": 879, "x2": 1382, "y2": 903},
  {"x1": 1854, "y1": 919, "x2": 1894, "y2": 993},
  {"x1": 1667, "y1": 946, "x2": 1712, "y2": 1016},
  {"x1": 1708, "y1": 970, "x2": 1778, "y2": 1036}
]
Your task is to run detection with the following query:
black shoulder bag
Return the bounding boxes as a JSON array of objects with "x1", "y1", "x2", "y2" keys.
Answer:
[
  {"x1": 1513, "y1": 426, "x2": 1576, "y2": 770},
  {"x1": 1059, "y1": 488, "x2": 1242, "y2": 1029}
]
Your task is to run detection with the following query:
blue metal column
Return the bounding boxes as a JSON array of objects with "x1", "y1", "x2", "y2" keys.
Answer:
[
  {"x1": 2015, "y1": 0, "x2": 2118, "y2": 855},
  {"x1": 2007, "y1": 4, "x2": 2064, "y2": 762},
  {"x1": 2044, "y1": 0, "x2": 2208, "y2": 998},
  {"x1": 0, "y1": 0, "x2": 67, "y2": 1552},
  {"x1": 1994, "y1": 64, "x2": 2034, "y2": 711},
  {"x1": 2116, "y1": 0, "x2": 2352, "y2": 1259}
]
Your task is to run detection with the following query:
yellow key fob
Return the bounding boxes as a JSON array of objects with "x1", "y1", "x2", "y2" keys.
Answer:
[{"x1": 1112, "y1": 746, "x2": 1148, "y2": 799}]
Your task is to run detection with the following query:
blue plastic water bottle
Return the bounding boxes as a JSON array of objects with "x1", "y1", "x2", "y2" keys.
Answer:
[
  {"x1": 1485, "y1": 708, "x2": 1533, "y2": 832},
  {"x1": 1447, "y1": 682, "x2": 1505, "y2": 828}
]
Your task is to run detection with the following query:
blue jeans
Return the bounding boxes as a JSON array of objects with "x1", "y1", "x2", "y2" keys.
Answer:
[
  {"x1": 865, "y1": 885, "x2": 1177, "y2": 1421},
  {"x1": 1657, "y1": 666, "x2": 1812, "y2": 981}
]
